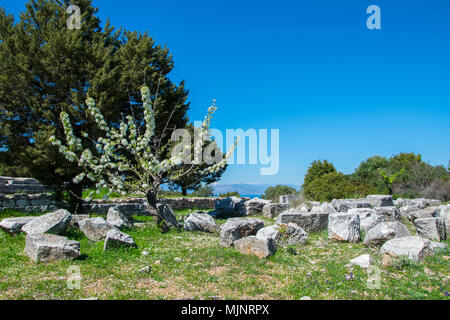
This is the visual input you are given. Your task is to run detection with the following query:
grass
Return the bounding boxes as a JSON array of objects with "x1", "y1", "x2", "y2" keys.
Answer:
[
  {"x1": 81, "y1": 188, "x2": 143, "y2": 200},
  {"x1": 0, "y1": 210, "x2": 449, "y2": 300}
]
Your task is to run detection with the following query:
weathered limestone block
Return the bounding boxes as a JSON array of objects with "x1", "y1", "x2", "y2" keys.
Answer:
[{"x1": 24, "y1": 233, "x2": 80, "y2": 263}]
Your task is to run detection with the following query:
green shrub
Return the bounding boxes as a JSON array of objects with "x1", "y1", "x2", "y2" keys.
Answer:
[
  {"x1": 303, "y1": 172, "x2": 357, "y2": 202},
  {"x1": 262, "y1": 185, "x2": 297, "y2": 202},
  {"x1": 192, "y1": 185, "x2": 214, "y2": 197},
  {"x1": 302, "y1": 160, "x2": 336, "y2": 192},
  {"x1": 219, "y1": 191, "x2": 240, "y2": 198}
]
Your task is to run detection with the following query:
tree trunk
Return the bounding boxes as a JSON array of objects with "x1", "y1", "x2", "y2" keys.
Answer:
[
  {"x1": 146, "y1": 189, "x2": 168, "y2": 232},
  {"x1": 146, "y1": 189, "x2": 180, "y2": 233},
  {"x1": 67, "y1": 182, "x2": 83, "y2": 214},
  {"x1": 182, "y1": 187, "x2": 187, "y2": 196},
  {"x1": 387, "y1": 185, "x2": 393, "y2": 195}
]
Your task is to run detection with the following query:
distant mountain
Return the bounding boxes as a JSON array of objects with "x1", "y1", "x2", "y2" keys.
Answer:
[{"x1": 212, "y1": 183, "x2": 299, "y2": 197}]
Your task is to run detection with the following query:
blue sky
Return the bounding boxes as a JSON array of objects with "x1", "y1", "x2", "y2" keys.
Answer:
[{"x1": 3, "y1": 0, "x2": 450, "y2": 187}]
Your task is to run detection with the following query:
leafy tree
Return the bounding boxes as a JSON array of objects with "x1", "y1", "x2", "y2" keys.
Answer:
[
  {"x1": 262, "y1": 185, "x2": 297, "y2": 201},
  {"x1": 303, "y1": 172, "x2": 356, "y2": 202},
  {"x1": 302, "y1": 160, "x2": 336, "y2": 191},
  {"x1": 168, "y1": 124, "x2": 226, "y2": 196},
  {"x1": 0, "y1": 0, "x2": 189, "y2": 212},
  {"x1": 352, "y1": 156, "x2": 389, "y2": 193}
]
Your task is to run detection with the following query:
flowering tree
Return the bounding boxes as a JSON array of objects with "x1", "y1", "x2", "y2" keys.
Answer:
[{"x1": 51, "y1": 85, "x2": 237, "y2": 231}]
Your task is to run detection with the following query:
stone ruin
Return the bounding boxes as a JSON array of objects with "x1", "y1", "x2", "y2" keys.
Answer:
[
  {"x1": 0, "y1": 176, "x2": 50, "y2": 194},
  {"x1": 0, "y1": 191, "x2": 448, "y2": 266}
]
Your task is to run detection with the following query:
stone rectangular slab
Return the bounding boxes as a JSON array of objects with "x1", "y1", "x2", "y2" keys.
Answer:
[
  {"x1": 276, "y1": 212, "x2": 329, "y2": 233},
  {"x1": 24, "y1": 233, "x2": 80, "y2": 263},
  {"x1": 0, "y1": 217, "x2": 36, "y2": 234}
]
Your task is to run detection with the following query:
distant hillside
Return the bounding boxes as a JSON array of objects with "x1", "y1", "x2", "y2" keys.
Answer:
[{"x1": 212, "y1": 183, "x2": 299, "y2": 196}]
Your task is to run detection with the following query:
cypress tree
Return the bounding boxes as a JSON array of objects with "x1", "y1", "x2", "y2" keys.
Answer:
[{"x1": 0, "y1": 0, "x2": 189, "y2": 212}]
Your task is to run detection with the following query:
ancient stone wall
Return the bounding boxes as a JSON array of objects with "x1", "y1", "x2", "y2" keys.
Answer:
[
  {"x1": 0, "y1": 193, "x2": 220, "y2": 214},
  {"x1": 0, "y1": 176, "x2": 50, "y2": 194}
]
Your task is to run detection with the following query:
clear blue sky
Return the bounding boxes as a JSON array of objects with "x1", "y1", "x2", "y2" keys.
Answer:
[{"x1": 3, "y1": 0, "x2": 450, "y2": 187}]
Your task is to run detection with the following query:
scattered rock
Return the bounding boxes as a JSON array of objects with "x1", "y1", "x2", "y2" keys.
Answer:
[
  {"x1": 394, "y1": 198, "x2": 428, "y2": 209},
  {"x1": 414, "y1": 217, "x2": 447, "y2": 241},
  {"x1": 0, "y1": 216, "x2": 36, "y2": 234},
  {"x1": 428, "y1": 199, "x2": 442, "y2": 207},
  {"x1": 233, "y1": 236, "x2": 276, "y2": 258},
  {"x1": 349, "y1": 254, "x2": 372, "y2": 269},
  {"x1": 366, "y1": 195, "x2": 394, "y2": 207},
  {"x1": 256, "y1": 223, "x2": 308, "y2": 245},
  {"x1": 276, "y1": 212, "x2": 329, "y2": 233},
  {"x1": 155, "y1": 203, "x2": 181, "y2": 230},
  {"x1": 437, "y1": 205, "x2": 450, "y2": 234},
  {"x1": 429, "y1": 241, "x2": 448, "y2": 251},
  {"x1": 406, "y1": 206, "x2": 440, "y2": 222},
  {"x1": 21, "y1": 209, "x2": 72, "y2": 235},
  {"x1": 310, "y1": 202, "x2": 337, "y2": 214},
  {"x1": 297, "y1": 204, "x2": 310, "y2": 213},
  {"x1": 24, "y1": 233, "x2": 80, "y2": 263},
  {"x1": 379, "y1": 236, "x2": 434, "y2": 267},
  {"x1": 244, "y1": 198, "x2": 272, "y2": 216},
  {"x1": 364, "y1": 222, "x2": 411, "y2": 247},
  {"x1": 79, "y1": 217, "x2": 115, "y2": 241},
  {"x1": 106, "y1": 207, "x2": 134, "y2": 229},
  {"x1": 300, "y1": 296, "x2": 312, "y2": 300},
  {"x1": 331, "y1": 199, "x2": 372, "y2": 212},
  {"x1": 347, "y1": 209, "x2": 386, "y2": 232},
  {"x1": 328, "y1": 213, "x2": 361, "y2": 242},
  {"x1": 262, "y1": 203, "x2": 289, "y2": 219},
  {"x1": 219, "y1": 218, "x2": 264, "y2": 247},
  {"x1": 103, "y1": 228, "x2": 137, "y2": 251},
  {"x1": 69, "y1": 214, "x2": 90, "y2": 228},
  {"x1": 279, "y1": 195, "x2": 297, "y2": 205},
  {"x1": 141, "y1": 250, "x2": 149, "y2": 256},
  {"x1": 184, "y1": 213, "x2": 220, "y2": 233},
  {"x1": 138, "y1": 266, "x2": 151, "y2": 273},
  {"x1": 210, "y1": 197, "x2": 247, "y2": 218},
  {"x1": 399, "y1": 205, "x2": 421, "y2": 218},
  {"x1": 373, "y1": 206, "x2": 401, "y2": 221}
]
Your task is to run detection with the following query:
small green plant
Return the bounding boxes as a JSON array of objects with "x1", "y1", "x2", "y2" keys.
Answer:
[
  {"x1": 378, "y1": 167, "x2": 405, "y2": 195},
  {"x1": 392, "y1": 255, "x2": 422, "y2": 270},
  {"x1": 192, "y1": 185, "x2": 214, "y2": 197},
  {"x1": 262, "y1": 185, "x2": 297, "y2": 202}
]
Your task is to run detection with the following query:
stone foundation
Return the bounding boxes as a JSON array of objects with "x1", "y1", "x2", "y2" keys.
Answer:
[{"x1": 0, "y1": 176, "x2": 50, "y2": 194}]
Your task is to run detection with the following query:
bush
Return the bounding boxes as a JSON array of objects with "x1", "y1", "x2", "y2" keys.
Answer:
[
  {"x1": 421, "y1": 178, "x2": 450, "y2": 201},
  {"x1": 219, "y1": 191, "x2": 240, "y2": 198},
  {"x1": 192, "y1": 185, "x2": 214, "y2": 197},
  {"x1": 302, "y1": 160, "x2": 336, "y2": 192},
  {"x1": 352, "y1": 156, "x2": 389, "y2": 194},
  {"x1": 262, "y1": 185, "x2": 297, "y2": 202},
  {"x1": 303, "y1": 172, "x2": 358, "y2": 202}
]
